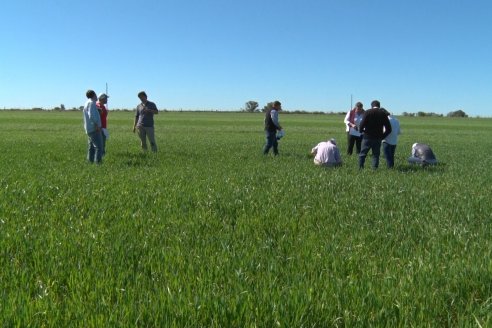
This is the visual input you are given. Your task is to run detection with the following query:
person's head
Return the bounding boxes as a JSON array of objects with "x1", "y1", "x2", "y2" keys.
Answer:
[
  {"x1": 354, "y1": 102, "x2": 363, "y2": 112},
  {"x1": 98, "y1": 93, "x2": 109, "y2": 104},
  {"x1": 272, "y1": 100, "x2": 282, "y2": 111},
  {"x1": 138, "y1": 91, "x2": 148, "y2": 103},
  {"x1": 86, "y1": 90, "x2": 96, "y2": 100},
  {"x1": 329, "y1": 138, "x2": 337, "y2": 145},
  {"x1": 371, "y1": 100, "x2": 380, "y2": 108}
]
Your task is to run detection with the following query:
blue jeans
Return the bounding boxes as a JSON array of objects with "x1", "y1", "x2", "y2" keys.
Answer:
[
  {"x1": 383, "y1": 142, "x2": 397, "y2": 168},
  {"x1": 263, "y1": 130, "x2": 278, "y2": 155},
  {"x1": 87, "y1": 131, "x2": 103, "y2": 163},
  {"x1": 358, "y1": 137, "x2": 382, "y2": 169}
]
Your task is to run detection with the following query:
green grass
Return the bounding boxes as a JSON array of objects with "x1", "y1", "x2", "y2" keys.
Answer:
[{"x1": 1, "y1": 110, "x2": 491, "y2": 327}]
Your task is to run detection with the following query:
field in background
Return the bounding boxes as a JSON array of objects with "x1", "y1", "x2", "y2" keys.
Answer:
[{"x1": 1, "y1": 111, "x2": 491, "y2": 326}]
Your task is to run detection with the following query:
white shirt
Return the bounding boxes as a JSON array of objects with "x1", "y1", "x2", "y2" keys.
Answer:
[
  {"x1": 383, "y1": 116, "x2": 401, "y2": 145},
  {"x1": 312, "y1": 141, "x2": 342, "y2": 165},
  {"x1": 344, "y1": 110, "x2": 364, "y2": 136}
]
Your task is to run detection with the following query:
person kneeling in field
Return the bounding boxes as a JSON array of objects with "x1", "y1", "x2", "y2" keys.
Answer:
[
  {"x1": 311, "y1": 138, "x2": 342, "y2": 167},
  {"x1": 408, "y1": 143, "x2": 438, "y2": 166}
]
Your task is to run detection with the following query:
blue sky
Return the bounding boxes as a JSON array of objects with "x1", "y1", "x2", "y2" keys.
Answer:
[{"x1": 1, "y1": 0, "x2": 491, "y2": 116}]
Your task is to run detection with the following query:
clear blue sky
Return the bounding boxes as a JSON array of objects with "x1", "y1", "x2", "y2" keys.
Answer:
[{"x1": 1, "y1": 0, "x2": 491, "y2": 116}]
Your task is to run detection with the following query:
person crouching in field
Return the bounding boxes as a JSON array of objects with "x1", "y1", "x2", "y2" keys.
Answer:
[
  {"x1": 96, "y1": 93, "x2": 109, "y2": 157},
  {"x1": 133, "y1": 91, "x2": 159, "y2": 152},
  {"x1": 83, "y1": 90, "x2": 103, "y2": 164},
  {"x1": 408, "y1": 143, "x2": 438, "y2": 166},
  {"x1": 311, "y1": 138, "x2": 342, "y2": 167},
  {"x1": 263, "y1": 100, "x2": 283, "y2": 156}
]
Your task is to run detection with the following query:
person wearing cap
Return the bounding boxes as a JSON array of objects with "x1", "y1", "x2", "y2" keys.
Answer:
[
  {"x1": 311, "y1": 138, "x2": 342, "y2": 167},
  {"x1": 263, "y1": 100, "x2": 283, "y2": 156},
  {"x1": 343, "y1": 101, "x2": 365, "y2": 155},
  {"x1": 83, "y1": 89, "x2": 103, "y2": 163},
  {"x1": 96, "y1": 93, "x2": 109, "y2": 157},
  {"x1": 408, "y1": 143, "x2": 438, "y2": 166},
  {"x1": 382, "y1": 111, "x2": 401, "y2": 168},
  {"x1": 133, "y1": 91, "x2": 159, "y2": 152},
  {"x1": 358, "y1": 100, "x2": 392, "y2": 169}
]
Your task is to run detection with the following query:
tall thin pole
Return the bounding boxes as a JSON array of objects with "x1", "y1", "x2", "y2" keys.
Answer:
[
  {"x1": 105, "y1": 83, "x2": 108, "y2": 110},
  {"x1": 350, "y1": 94, "x2": 353, "y2": 110}
]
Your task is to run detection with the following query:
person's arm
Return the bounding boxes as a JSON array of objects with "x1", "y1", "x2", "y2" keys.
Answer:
[
  {"x1": 271, "y1": 110, "x2": 282, "y2": 130},
  {"x1": 382, "y1": 116, "x2": 392, "y2": 139},
  {"x1": 133, "y1": 109, "x2": 139, "y2": 132},
  {"x1": 145, "y1": 102, "x2": 158, "y2": 115}
]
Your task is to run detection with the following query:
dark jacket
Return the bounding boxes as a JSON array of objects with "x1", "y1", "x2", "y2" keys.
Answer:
[
  {"x1": 359, "y1": 108, "x2": 392, "y2": 139},
  {"x1": 264, "y1": 109, "x2": 280, "y2": 132}
]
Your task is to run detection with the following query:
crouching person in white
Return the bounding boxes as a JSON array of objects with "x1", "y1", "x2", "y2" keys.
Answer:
[
  {"x1": 311, "y1": 138, "x2": 342, "y2": 167},
  {"x1": 408, "y1": 143, "x2": 438, "y2": 166}
]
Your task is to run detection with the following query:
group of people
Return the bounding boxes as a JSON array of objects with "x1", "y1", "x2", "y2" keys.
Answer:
[
  {"x1": 263, "y1": 99, "x2": 438, "y2": 168},
  {"x1": 82, "y1": 90, "x2": 158, "y2": 164}
]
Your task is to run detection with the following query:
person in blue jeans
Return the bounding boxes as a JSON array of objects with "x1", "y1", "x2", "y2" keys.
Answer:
[
  {"x1": 382, "y1": 111, "x2": 401, "y2": 168},
  {"x1": 83, "y1": 90, "x2": 103, "y2": 164},
  {"x1": 263, "y1": 101, "x2": 283, "y2": 156},
  {"x1": 358, "y1": 100, "x2": 392, "y2": 169}
]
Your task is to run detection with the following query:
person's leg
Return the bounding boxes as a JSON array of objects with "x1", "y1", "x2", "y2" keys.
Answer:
[
  {"x1": 371, "y1": 139, "x2": 382, "y2": 169},
  {"x1": 355, "y1": 136, "x2": 362, "y2": 154},
  {"x1": 272, "y1": 134, "x2": 279, "y2": 155},
  {"x1": 383, "y1": 142, "x2": 391, "y2": 167},
  {"x1": 263, "y1": 131, "x2": 275, "y2": 154},
  {"x1": 146, "y1": 127, "x2": 157, "y2": 152},
  {"x1": 137, "y1": 126, "x2": 148, "y2": 151},
  {"x1": 347, "y1": 133, "x2": 354, "y2": 155},
  {"x1": 93, "y1": 131, "x2": 104, "y2": 164},
  {"x1": 101, "y1": 133, "x2": 106, "y2": 157},
  {"x1": 87, "y1": 134, "x2": 95, "y2": 163},
  {"x1": 358, "y1": 137, "x2": 370, "y2": 169}
]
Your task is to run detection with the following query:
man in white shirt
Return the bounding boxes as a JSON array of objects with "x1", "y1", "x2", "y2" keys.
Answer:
[
  {"x1": 382, "y1": 111, "x2": 401, "y2": 168},
  {"x1": 311, "y1": 138, "x2": 342, "y2": 167}
]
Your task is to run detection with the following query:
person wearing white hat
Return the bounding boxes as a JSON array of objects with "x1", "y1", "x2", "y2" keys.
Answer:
[
  {"x1": 96, "y1": 93, "x2": 109, "y2": 157},
  {"x1": 311, "y1": 138, "x2": 342, "y2": 167}
]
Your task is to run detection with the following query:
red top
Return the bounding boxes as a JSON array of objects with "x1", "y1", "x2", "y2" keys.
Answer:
[{"x1": 96, "y1": 102, "x2": 108, "y2": 128}]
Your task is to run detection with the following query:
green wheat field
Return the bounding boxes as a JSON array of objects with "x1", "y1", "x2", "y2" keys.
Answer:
[{"x1": 1, "y1": 110, "x2": 491, "y2": 327}]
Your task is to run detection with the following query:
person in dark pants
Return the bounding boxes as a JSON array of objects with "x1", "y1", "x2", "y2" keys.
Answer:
[
  {"x1": 343, "y1": 101, "x2": 365, "y2": 155},
  {"x1": 263, "y1": 101, "x2": 283, "y2": 156},
  {"x1": 358, "y1": 100, "x2": 392, "y2": 169}
]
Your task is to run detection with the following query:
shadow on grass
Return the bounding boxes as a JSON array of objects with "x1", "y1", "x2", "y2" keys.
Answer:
[
  {"x1": 397, "y1": 162, "x2": 446, "y2": 173},
  {"x1": 114, "y1": 151, "x2": 157, "y2": 167}
]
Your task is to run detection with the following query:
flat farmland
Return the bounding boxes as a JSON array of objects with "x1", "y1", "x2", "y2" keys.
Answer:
[{"x1": 1, "y1": 110, "x2": 491, "y2": 327}]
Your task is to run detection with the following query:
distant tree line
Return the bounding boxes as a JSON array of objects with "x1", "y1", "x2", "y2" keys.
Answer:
[{"x1": 401, "y1": 109, "x2": 468, "y2": 118}]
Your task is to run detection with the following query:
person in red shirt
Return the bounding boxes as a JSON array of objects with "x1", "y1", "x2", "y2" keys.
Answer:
[{"x1": 96, "y1": 93, "x2": 109, "y2": 157}]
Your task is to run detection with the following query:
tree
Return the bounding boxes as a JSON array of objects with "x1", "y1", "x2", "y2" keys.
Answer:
[
  {"x1": 447, "y1": 110, "x2": 468, "y2": 118},
  {"x1": 243, "y1": 101, "x2": 259, "y2": 112}
]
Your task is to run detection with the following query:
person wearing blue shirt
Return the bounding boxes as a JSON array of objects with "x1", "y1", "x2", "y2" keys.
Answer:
[{"x1": 83, "y1": 90, "x2": 103, "y2": 164}]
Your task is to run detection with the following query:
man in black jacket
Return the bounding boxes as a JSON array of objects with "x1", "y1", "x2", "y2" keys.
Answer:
[{"x1": 358, "y1": 100, "x2": 392, "y2": 169}]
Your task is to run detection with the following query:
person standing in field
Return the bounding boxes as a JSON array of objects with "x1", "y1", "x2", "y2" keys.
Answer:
[
  {"x1": 311, "y1": 138, "x2": 342, "y2": 167},
  {"x1": 83, "y1": 90, "x2": 103, "y2": 164},
  {"x1": 263, "y1": 100, "x2": 283, "y2": 156},
  {"x1": 96, "y1": 93, "x2": 109, "y2": 157},
  {"x1": 133, "y1": 91, "x2": 159, "y2": 152},
  {"x1": 358, "y1": 100, "x2": 392, "y2": 169},
  {"x1": 382, "y1": 111, "x2": 401, "y2": 168},
  {"x1": 408, "y1": 143, "x2": 438, "y2": 166},
  {"x1": 343, "y1": 101, "x2": 365, "y2": 155}
]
